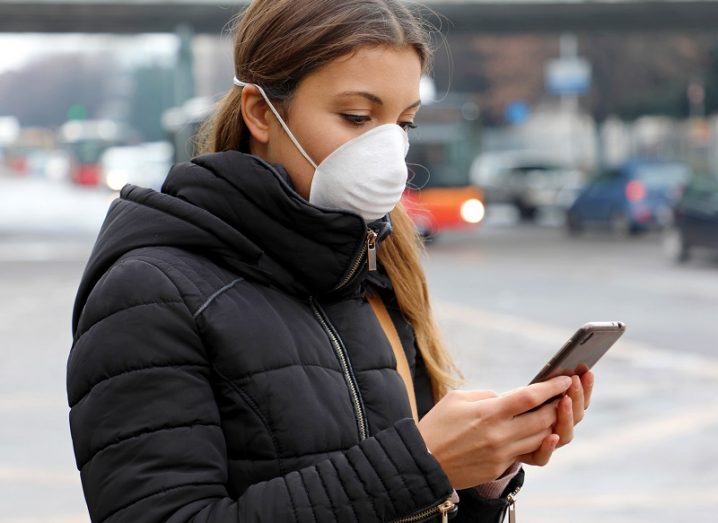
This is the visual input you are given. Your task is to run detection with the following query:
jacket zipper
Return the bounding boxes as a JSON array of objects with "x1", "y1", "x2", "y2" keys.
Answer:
[
  {"x1": 309, "y1": 212, "x2": 443, "y2": 519},
  {"x1": 505, "y1": 483, "x2": 521, "y2": 523},
  {"x1": 391, "y1": 496, "x2": 456, "y2": 523},
  {"x1": 308, "y1": 298, "x2": 455, "y2": 523},
  {"x1": 252, "y1": 153, "x2": 379, "y2": 289},
  {"x1": 308, "y1": 296, "x2": 369, "y2": 440},
  {"x1": 310, "y1": 292, "x2": 453, "y2": 522},
  {"x1": 332, "y1": 227, "x2": 378, "y2": 291}
]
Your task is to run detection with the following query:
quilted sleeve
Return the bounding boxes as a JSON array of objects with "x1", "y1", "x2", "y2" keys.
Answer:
[{"x1": 66, "y1": 258, "x2": 454, "y2": 522}]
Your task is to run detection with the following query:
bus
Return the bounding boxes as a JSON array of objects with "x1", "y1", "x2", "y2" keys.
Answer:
[
  {"x1": 402, "y1": 93, "x2": 486, "y2": 238},
  {"x1": 59, "y1": 120, "x2": 129, "y2": 186}
]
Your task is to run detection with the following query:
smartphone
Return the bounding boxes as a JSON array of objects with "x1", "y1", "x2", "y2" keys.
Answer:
[{"x1": 525, "y1": 321, "x2": 626, "y2": 411}]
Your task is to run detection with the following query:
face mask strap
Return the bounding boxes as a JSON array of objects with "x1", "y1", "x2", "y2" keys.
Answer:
[{"x1": 233, "y1": 76, "x2": 318, "y2": 170}]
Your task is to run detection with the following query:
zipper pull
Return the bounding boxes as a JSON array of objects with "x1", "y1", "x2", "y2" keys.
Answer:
[
  {"x1": 438, "y1": 498, "x2": 455, "y2": 523},
  {"x1": 367, "y1": 229, "x2": 378, "y2": 272},
  {"x1": 507, "y1": 501, "x2": 516, "y2": 523},
  {"x1": 505, "y1": 484, "x2": 521, "y2": 523}
]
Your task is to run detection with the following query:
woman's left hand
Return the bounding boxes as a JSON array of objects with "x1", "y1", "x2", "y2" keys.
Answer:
[
  {"x1": 514, "y1": 370, "x2": 594, "y2": 466},
  {"x1": 554, "y1": 370, "x2": 594, "y2": 447}
]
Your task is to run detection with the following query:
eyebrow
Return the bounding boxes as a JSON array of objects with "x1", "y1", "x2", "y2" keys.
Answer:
[{"x1": 337, "y1": 90, "x2": 421, "y2": 111}]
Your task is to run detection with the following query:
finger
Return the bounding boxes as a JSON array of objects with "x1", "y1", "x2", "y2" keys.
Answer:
[
  {"x1": 581, "y1": 371, "x2": 594, "y2": 409},
  {"x1": 459, "y1": 389, "x2": 499, "y2": 402},
  {"x1": 506, "y1": 428, "x2": 552, "y2": 458},
  {"x1": 568, "y1": 375, "x2": 585, "y2": 424},
  {"x1": 498, "y1": 376, "x2": 573, "y2": 416},
  {"x1": 555, "y1": 395, "x2": 574, "y2": 448},
  {"x1": 518, "y1": 433, "x2": 559, "y2": 466},
  {"x1": 510, "y1": 400, "x2": 559, "y2": 440},
  {"x1": 536, "y1": 433, "x2": 560, "y2": 466}
]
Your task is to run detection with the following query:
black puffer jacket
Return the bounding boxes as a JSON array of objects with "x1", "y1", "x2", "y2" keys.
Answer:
[{"x1": 66, "y1": 151, "x2": 523, "y2": 522}]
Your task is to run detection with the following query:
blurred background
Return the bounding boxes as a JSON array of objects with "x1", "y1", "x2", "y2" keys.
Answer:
[{"x1": 1, "y1": 1, "x2": 717, "y2": 522}]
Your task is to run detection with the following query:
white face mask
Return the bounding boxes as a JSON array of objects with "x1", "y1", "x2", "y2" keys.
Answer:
[{"x1": 233, "y1": 77, "x2": 410, "y2": 222}]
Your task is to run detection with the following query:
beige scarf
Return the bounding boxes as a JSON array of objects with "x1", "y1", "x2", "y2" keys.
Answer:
[{"x1": 367, "y1": 293, "x2": 419, "y2": 423}]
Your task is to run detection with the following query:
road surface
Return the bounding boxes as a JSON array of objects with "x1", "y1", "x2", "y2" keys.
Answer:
[{"x1": 1, "y1": 177, "x2": 716, "y2": 522}]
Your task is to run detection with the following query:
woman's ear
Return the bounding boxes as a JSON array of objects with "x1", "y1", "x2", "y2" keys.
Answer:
[{"x1": 240, "y1": 85, "x2": 271, "y2": 144}]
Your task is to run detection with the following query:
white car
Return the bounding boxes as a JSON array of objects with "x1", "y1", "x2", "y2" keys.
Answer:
[
  {"x1": 100, "y1": 142, "x2": 173, "y2": 192},
  {"x1": 470, "y1": 151, "x2": 585, "y2": 220}
]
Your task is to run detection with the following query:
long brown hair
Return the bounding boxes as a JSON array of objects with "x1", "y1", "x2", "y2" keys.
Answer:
[{"x1": 197, "y1": 0, "x2": 463, "y2": 400}]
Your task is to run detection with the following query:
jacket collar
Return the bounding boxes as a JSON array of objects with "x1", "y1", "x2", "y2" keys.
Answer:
[{"x1": 160, "y1": 150, "x2": 393, "y2": 299}]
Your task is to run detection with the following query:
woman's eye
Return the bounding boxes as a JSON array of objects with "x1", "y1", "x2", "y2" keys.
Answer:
[
  {"x1": 341, "y1": 114, "x2": 370, "y2": 126},
  {"x1": 340, "y1": 114, "x2": 417, "y2": 131}
]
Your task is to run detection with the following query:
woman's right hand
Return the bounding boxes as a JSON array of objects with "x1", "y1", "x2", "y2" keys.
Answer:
[{"x1": 417, "y1": 375, "x2": 573, "y2": 489}]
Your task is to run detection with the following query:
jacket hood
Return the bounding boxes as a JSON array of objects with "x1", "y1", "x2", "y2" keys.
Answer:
[{"x1": 71, "y1": 150, "x2": 393, "y2": 336}]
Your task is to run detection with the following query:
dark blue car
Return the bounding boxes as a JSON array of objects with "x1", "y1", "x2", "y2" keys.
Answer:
[
  {"x1": 567, "y1": 159, "x2": 691, "y2": 235},
  {"x1": 665, "y1": 174, "x2": 718, "y2": 263}
]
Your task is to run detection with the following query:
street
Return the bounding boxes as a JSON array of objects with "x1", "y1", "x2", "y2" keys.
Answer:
[
  {"x1": 1, "y1": 186, "x2": 717, "y2": 522},
  {"x1": 426, "y1": 223, "x2": 718, "y2": 522}
]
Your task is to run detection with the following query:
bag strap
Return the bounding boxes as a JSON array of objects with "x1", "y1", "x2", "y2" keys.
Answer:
[{"x1": 367, "y1": 293, "x2": 419, "y2": 423}]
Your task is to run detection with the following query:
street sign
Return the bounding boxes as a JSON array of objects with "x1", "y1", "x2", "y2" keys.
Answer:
[
  {"x1": 546, "y1": 57, "x2": 591, "y2": 95},
  {"x1": 505, "y1": 101, "x2": 530, "y2": 125}
]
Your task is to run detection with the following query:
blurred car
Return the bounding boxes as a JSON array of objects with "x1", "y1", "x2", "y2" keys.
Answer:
[
  {"x1": 43, "y1": 150, "x2": 73, "y2": 182},
  {"x1": 664, "y1": 174, "x2": 718, "y2": 263},
  {"x1": 470, "y1": 151, "x2": 584, "y2": 221},
  {"x1": 2, "y1": 126, "x2": 57, "y2": 177},
  {"x1": 401, "y1": 185, "x2": 486, "y2": 239},
  {"x1": 566, "y1": 158, "x2": 692, "y2": 235},
  {"x1": 100, "y1": 141, "x2": 174, "y2": 192},
  {"x1": 26, "y1": 149, "x2": 71, "y2": 181}
]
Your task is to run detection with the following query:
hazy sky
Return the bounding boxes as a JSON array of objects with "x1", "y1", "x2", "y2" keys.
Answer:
[{"x1": 0, "y1": 34, "x2": 178, "y2": 74}]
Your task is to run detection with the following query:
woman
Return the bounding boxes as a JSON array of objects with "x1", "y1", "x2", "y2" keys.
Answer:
[{"x1": 66, "y1": 0, "x2": 593, "y2": 521}]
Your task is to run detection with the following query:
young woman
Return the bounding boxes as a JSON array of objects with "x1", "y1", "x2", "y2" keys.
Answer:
[{"x1": 66, "y1": 1, "x2": 593, "y2": 521}]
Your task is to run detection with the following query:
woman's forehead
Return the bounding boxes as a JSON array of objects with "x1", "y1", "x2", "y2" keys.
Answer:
[{"x1": 298, "y1": 46, "x2": 422, "y2": 105}]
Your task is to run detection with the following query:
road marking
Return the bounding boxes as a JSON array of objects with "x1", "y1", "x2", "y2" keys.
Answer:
[
  {"x1": 434, "y1": 299, "x2": 718, "y2": 476},
  {"x1": 0, "y1": 241, "x2": 91, "y2": 263},
  {"x1": 0, "y1": 467, "x2": 79, "y2": 486},
  {"x1": 531, "y1": 404, "x2": 718, "y2": 474},
  {"x1": 0, "y1": 394, "x2": 66, "y2": 410},
  {"x1": 0, "y1": 516, "x2": 87, "y2": 523},
  {"x1": 523, "y1": 484, "x2": 718, "y2": 509},
  {"x1": 435, "y1": 300, "x2": 718, "y2": 380}
]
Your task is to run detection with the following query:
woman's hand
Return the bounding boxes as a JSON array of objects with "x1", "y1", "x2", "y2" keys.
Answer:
[
  {"x1": 515, "y1": 370, "x2": 595, "y2": 466},
  {"x1": 555, "y1": 370, "x2": 594, "y2": 446},
  {"x1": 417, "y1": 376, "x2": 573, "y2": 489}
]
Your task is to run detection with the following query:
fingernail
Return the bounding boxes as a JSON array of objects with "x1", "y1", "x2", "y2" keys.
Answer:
[{"x1": 562, "y1": 377, "x2": 572, "y2": 387}]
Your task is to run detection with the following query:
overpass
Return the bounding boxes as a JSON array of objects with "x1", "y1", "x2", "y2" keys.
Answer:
[{"x1": 3, "y1": 0, "x2": 718, "y2": 34}]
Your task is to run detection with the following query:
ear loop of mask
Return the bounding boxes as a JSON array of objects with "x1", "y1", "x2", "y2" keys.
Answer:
[{"x1": 233, "y1": 76, "x2": 319, "y2": 170}]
